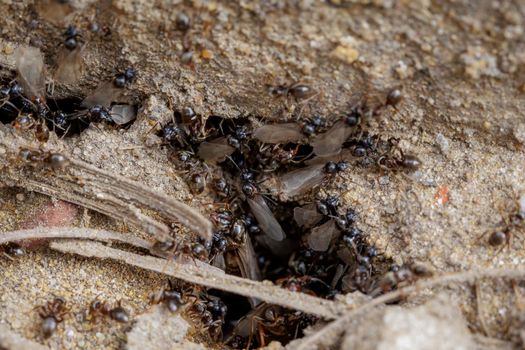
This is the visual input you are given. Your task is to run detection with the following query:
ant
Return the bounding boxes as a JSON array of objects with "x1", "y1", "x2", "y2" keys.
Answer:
[
  {"x1": 480, "y1": 197, "x2": 525, "y2": 251},
  {"x1": 150, "y1": 280, "x2": 186, "y2": 313},
  {"x1": 377, "y1": 138, "x2": 421, "y2": 171},
  {"x1": 267, "y1": 83, "x2": 314, "y2": 100},
  {"x1": 113, "y1": 67, "x2": 136, "y2": 88},
  {"x1": 386, "y1": 88, "x2": 403, "y2": 107},
  {"x1": 64, "y1": 25, "x2": 81, "y2": 50},
  {"x1": 161, "y1": 122, "x2": 189, "y2": 148},
  {"x1": 302, "y1": 115, "x2": 325, "y2": 136},
  {"x1": 372, "y1": 262, "x2": 433, "y2": 296},
  {"x1": 88, "y1": 298, "x2": 130, "y2": 323},
  {"x1": 150, "y1": 238, "x2": 209, "y2": 262},
  {"x1": 36, "y1": 297, "x2": 70, "y2": 338},
  {"x1": 213, "y1": 177, "x2": 231, "y2": 198},
  {"x1": 2, "y1": 243, "x2": 25, "y2": 259},
  {"x1": 189, "y1": 294, "x2": 227, "y2": 340},
  {"x1": 11, "y1": 110, "x2": 50, "y2": 142},
  {"x1": 324, "y1": 160, "x2": 348, "y2": 174},
  {"x1": 316, "y1": 196, "x2": 339, "y2": 217},
  {"x1": 276, "y1": 276, "x2": 333, "y2": 297},
  {"x1": 209, "y1": 231, "x2": 228, "y2": 259},
  {"x1": 175, "y1": 12, "x2": 191, "y2": 31},
  {"x1": 19, "y1": 149, "x2": 68, "y2": 170}
]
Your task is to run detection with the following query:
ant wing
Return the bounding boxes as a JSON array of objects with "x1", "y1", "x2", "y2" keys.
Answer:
[
  {"x1": 231, "y1": 303, "x2": 274, "y2": 337},
  {"x1": 54, "y1": 47, "x2": 85, "y2": 85},
  {"x1": 237, "y1": 235, "x2": 262, "y2": 282},
  {"x1": 81, "y1": 81, "x2": 123, "y2": 108},
  {"x1": 34, "y1": 0, "x2": 75, "y2": 25},
  {"x1": 311, "y1": 120, "x2": 353, "y2": 157},
  {"x1": 279, "y1": 163, "x2": 325, "y2": 199},
  {"x1": 198, "y1": 137, "x2": 235, "y2": 163},
  {"x1": 255, "y1": 235, "x2": 297, "y2": 257},
  {"x1": 247, "y1": 195, "x2": 285, "y2": 241},
  {"x1": 253, "y1": 123, "x2": 304, "y2": 144},
  {"x1": 15, "y1": 47, "x2": 46, "y2": 100},
  {"x1": 307, "y1": 219, "x2": 338, "y2": 252},
  {"x1": 110, "y1": 104, "x2": 136, "y2": 125},
  {"x1": 211, "y1": 252, "x2": 226, "y2": 270},
  {"x1": 293, "y1": 203, "x2": 323, "y2": 228},
  {"x1": 305, "y1": 148, "x2": 352, "y2": 166}
]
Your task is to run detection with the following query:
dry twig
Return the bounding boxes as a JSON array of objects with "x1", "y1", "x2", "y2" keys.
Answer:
[
  {"x1": 49, "y1": 239, "x2": 343, "y2": 319},
  {"x1": 0, "y1": 124, "x2": 212, "y2": 241},
  {"x1": 0, "y1": 227, "x2": 151, "y2": 249},
  {"x1": 291, "y1": 269, "x2": 525, "y2": 350}
]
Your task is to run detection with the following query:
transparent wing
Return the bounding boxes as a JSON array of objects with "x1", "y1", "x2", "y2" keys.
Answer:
[
  {"x1": 34, "y1": 0, "x2": 75, "y2": 25},
  {"x1": 237, "y1": 235, "x2": 262, "y2": 282},
  {"x1": 311, "y1": 120, "x2": 352, "y2": 157},
  {"x1": 279, "y1": 163, "x2": 325, "y2": 199},
  {"x1": 198, "y1": 137, "x2": 235, "y2": 163},
  {"x1": 231, "y1": 303, "x2": 273, "y2": 337},
  {"x1": 15, "y1": 47, "x2": 45, "y2": 100},
  {"x1": 247, "y1": 195, "x2": 285, "y2": 241},
  {"x1": 110, "y1": 105, "x2": 136, "y2": 125},
  {"x1": 307, "y1": 219, "x2": 338, "y2": 252},
  {"x1": 253, "y1": 123, "x2": 304, "y2": 144},
  {"x1": 293, "y1": 203, "x2": 323, "y2": 228},
  {"x1": 81, "y1": 81, "x2": 123, "y2": 108},
  {"x1": 54, "y1": 47, "x2": 84, "y2": 85}
]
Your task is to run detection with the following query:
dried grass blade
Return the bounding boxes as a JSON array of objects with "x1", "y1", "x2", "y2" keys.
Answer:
[{"x1": 50, "y1": 240, "x2": 342, "y2": 319}]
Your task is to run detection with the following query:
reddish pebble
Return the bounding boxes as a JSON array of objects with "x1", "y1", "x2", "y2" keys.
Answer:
[{"x1": 19, "y1": 200, "x2": 78, "y2": 248}]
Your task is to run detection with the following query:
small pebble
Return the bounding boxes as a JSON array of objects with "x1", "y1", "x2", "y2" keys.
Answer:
[
  {"x1": 395, "y1": 60, "x2": 409, "y2": 79},
  {"x1": 331, "y1": 45, "x2": 359, "y2": 64},
  {"x1": 378, "y1": 176, "x2": 390, "y2": 185},
  {"x1": 3, "y1": 44, "x2": 14, "y2": 55},
  {"x1": 435, "y1": 133, "x2": 449, "y2": 154}
]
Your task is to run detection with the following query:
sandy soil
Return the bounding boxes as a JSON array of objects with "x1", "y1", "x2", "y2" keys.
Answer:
[{"x1": 1, "y1": 0, "x2": 525, "y2": 349}]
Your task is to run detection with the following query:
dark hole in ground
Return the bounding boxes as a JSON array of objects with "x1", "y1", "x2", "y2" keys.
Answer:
[
  {"x1": 160, "y1": 114, "x2": 392, "y2": 348},
  {"x1": 0, "y1": 76, "x2": 138, "y2": 137}
]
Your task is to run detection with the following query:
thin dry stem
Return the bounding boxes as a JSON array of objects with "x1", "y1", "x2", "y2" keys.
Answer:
[
  {"x1": 0, "y1": 227, "x2": 151, "y2": 249},
  {"x1": 21, "y1": 178, "x2": 170, "y2": 238},
  {"x1": 0, "y1": 124, "x2": 211, "y2": 241},
  {"x1": 476, "y1": 282, "x2": 490, "y2": 337},
  {"x1": 292, "y1": 269, "x2": 525, "y2": 350},
  {"x1": 69, "y1": 158, "x2": 212, "y2": 240},
  {"x1": 49, "y1": 240, "x2": 343, "y2": 319}
]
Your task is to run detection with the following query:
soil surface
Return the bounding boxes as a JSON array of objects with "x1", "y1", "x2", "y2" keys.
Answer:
[{"x1": 1, "y1": 0, "x2": 525, "y2": 349}]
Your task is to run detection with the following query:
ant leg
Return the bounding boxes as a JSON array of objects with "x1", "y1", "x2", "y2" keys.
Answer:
[{"x1": 258, "y1": 322, "x2": 266, "y2": 348}]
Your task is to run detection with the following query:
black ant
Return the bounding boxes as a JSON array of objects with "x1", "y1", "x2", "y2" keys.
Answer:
[
  {"x1": 19, "y1": 149, "x2": 68, "y2": 170},
  {"x1": 2, "y1": 243, "x2": 25, "y2": 259},
  {"x1": 372, "y1": 262, "x2": 433, "y2": 296},
  {"x1": 150, "y1": 238, "x2": 209, "y2": 261},
  {"x1": 161, "y1": 122, "x2": 189, "y2": 148},
  {"x1": 64, "y1": 25, "x2": 81, "y2": 50},
  {"x1": 36, "y1": 297, "x2": 70, "y2": 338},
  {"x1": 175, "y1": 12, "x2": 191, "y2": 31},
  {"x1": 481, "y1": 198, "x2": 525, "y2": 250},
  {"x1": 150, "y1": 280, "x2": 186, "y2": 313},
  {"x1": 316, "y1": 196, "x2": 339, "y2": 217},
  {"x1": 377, "y1": 138, "x2": 421, "y2": 171},
  {"x1": 88, "y1": 298, "x2": 130, "y2": 323},
  {"x1": 113, "y1": 67, "x2": 136, "y2": 88},
  {"x1": 189, "y1": 294, "x2": 227, "y2": 340},
  {"x1": 268, "y1": 83, "x2": 314, "y2": 100}
]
